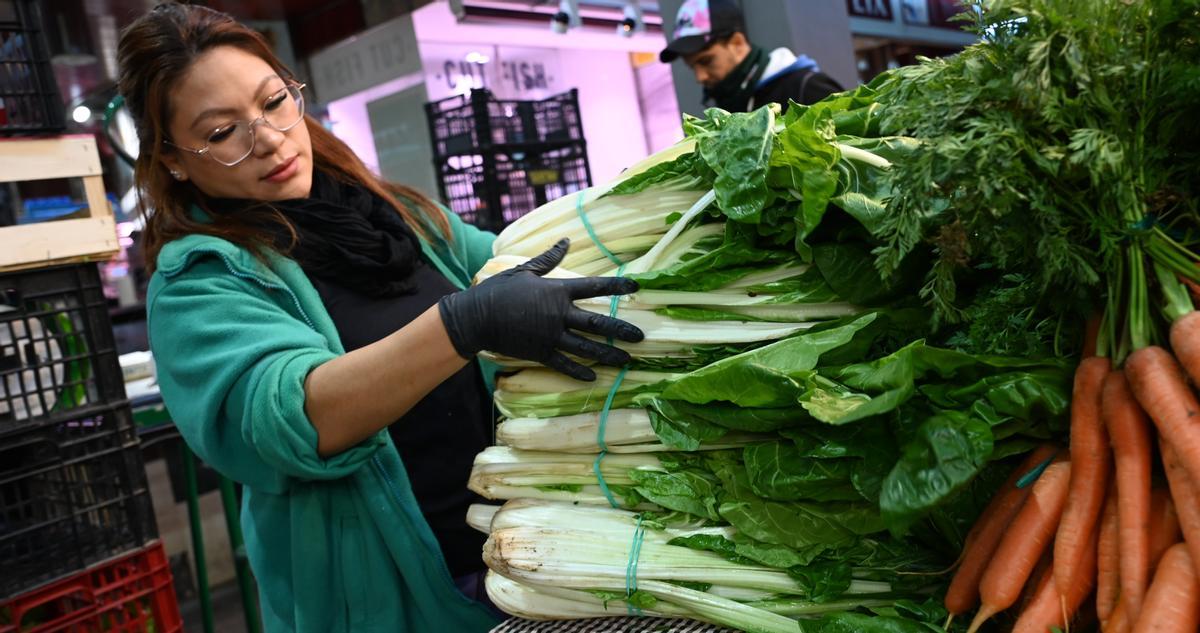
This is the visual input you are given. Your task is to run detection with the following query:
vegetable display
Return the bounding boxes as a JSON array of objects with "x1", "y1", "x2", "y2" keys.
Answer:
[{"x1": 464, "y1": 0, "x2": 1200, "y2": 631}]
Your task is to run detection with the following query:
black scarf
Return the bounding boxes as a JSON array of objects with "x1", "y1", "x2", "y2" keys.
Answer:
[
  {"x1": 704, "y1": 44, "x2": 769, "y2": 112},
  {"x1": 210, "y1": 170, "x2": 422, "y2": 298}
]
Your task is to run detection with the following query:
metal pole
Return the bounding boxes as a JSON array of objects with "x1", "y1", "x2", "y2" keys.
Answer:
[
  {"x1": 219, "y1": 477, "x2": 263, "y2": 633},
  {"x1": 181, "y1": 443, "x2": 215, "y2": 633}
]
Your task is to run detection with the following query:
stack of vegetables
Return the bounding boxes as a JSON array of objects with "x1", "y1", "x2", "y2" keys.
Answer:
[
  {"x1": 864, "y1": 0, "x2": 1200, "y2": 631},
  {"x1": 466, "y1": 0, "x2": 1200, "y2": 630},
  {"x1": 463, "y1": 37, "x2": 1071, "y2": 633}
]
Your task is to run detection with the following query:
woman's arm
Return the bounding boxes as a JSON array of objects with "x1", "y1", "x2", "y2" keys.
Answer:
[
  {"x1": 304, "y1": 305, "x2": 465, "y2": 457},
  {"x1": 306, "y1": 238, "x2": 643, "y2": 459}
]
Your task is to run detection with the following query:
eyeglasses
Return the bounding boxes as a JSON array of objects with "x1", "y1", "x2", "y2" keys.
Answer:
[{"x1": 165, "y1": 82, "x2": 307, "y2": 167}]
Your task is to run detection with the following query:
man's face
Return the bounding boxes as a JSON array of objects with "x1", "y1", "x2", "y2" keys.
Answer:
[{"x1": 682, "y1": 34, "x2": 749, "y2": 88}]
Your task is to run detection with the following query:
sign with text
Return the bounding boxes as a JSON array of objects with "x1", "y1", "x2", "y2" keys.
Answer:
[
  {"x1": 309, "y1": 14, "x2": 422, "y2": 103},
  {"x1": 847, "y1": 0, "x2": 894, "y2": 21},
  {"x1": 421, "y1": 42, "x2": 563, "y2": 102}
]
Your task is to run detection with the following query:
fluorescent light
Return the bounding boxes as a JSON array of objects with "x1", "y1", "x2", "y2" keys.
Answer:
[{"x1": 71, "y1": 105, "x2": 91, "y2": 123}]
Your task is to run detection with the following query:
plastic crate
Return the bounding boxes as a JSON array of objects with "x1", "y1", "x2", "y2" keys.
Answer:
[
  {"x1": 425, "y1": 88, "x2": 585, "y2": 158},
  {"x1": 438, "y1": 142, "x2": 592, "y2": 232},
  {"x1": 0, "y1": 541, "x2": 182, "y2": 633},
  {"x1": 0, "y1": 404, "x2": 156, "y2": 600},
  {"x1": 0, "y1": 263, "x2": 126, "y2": 435},
  {"x1": 0, "y1": 1, "x2": 65, "y2": 135}
]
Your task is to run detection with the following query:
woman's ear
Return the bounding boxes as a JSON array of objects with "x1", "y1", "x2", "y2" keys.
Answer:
[{"x1": 160, "y1": 153, "x2": 187, "y2": 182}]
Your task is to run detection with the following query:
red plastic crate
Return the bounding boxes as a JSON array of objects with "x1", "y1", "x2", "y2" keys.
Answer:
[{"x1": 0, "y1": 541, "x2": 182, "y2": 633}]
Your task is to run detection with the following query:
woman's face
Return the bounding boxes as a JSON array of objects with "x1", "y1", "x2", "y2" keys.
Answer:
[{"x1": 162, "y1": 45, "x2": 313, "y2": 201}]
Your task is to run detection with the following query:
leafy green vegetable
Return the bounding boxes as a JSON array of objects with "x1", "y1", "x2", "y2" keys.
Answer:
[{"x1": 881, "y1": 411, "x2": 995, "y2": 534}]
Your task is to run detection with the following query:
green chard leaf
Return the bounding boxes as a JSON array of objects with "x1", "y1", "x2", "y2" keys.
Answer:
[{"x1": 880, "y1": 410, "x2": 995, "y2": 534}]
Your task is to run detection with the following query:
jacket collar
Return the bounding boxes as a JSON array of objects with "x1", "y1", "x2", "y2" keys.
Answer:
[{"x1": 755, "y1": 47, "x2": 821, "y2": 90}]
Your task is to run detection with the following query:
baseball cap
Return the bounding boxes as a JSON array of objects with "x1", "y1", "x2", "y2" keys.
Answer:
[{"x1": 659, "y1": 0, "x2": 746, "y2": 63}]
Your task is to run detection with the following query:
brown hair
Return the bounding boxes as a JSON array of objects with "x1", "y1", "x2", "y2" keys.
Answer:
[{"x1": 117, "y1": 2, "x2": 451, "y2": 274}]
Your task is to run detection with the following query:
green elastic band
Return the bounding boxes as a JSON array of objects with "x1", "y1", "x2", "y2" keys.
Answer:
[
  {"x1": 574, "y1": 192, "x2": 632, "y2": 510},
  {"x1": 575, "y1": 191, "x2": 625, "y2": 267},
  {"x1": 592, "y1": 366, "x2": 629, "y2": 508},
  {"x1": 1016, "y1": 455, "x2": 1056, "y2": 489},
  {"x1": 625, "y1": 514, "x2": 647, "y2": 617}
]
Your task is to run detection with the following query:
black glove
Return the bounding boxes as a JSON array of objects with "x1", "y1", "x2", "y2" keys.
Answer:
[{"x1": 438, "y1": 238, "x2": 644, "y2": 381}]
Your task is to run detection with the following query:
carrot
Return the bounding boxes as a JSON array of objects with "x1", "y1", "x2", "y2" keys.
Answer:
[
  {"x1": 1097, "y1": 484, "x2": 1121, "y2": 626},
  {"x1": 1109, "y1": 597, "x2": 1133, "y2": 633},
  {"x1": 1125, "y1": 346, "x2": 1200, "y2": 492},
  {"x1": 945, "y1": 443, "x2": 1060, "y2": 617},
  {"x1": 1148, "y1": 488, "x2": 1182, "y2": 570},
  {"x1": 968, "y1": 458, "x2": 1072, "y2": 633},
  {"x1": 1169, "y1": 311, "x2": 1200, "y2": 387},
  {"x1": 1181, "y1": 276, "x2": 1200, "y2": 305},
  {"x1": 1103, "y1": 370, "x2": 1155, "y2": 623},
  {"x1": 1056, "y1": 357, "x2": 1113, "y2": 603},
  {"x1": 1020, "y1": 549, "x2": 1055, "y2": 614},
  {"x1": 1013, "y1": 528, "x2": 1100, "y2": 633},
  {"x1": 1161, "y1": 438, "x2": 1200, "y2": 579},
  {"x1": 1131, "y1": 544, "x2": 1200, "y2": 633}
]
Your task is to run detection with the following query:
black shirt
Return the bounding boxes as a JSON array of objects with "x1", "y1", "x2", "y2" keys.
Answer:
[{"x1": 309, "y1": 262, "x2": 493, "y2": 578}]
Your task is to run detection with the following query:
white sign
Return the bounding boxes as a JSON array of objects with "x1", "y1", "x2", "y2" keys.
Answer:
[
  {"x1": 420, "y1": 42, "x2": 563, "y2": 102},
  {"x1": 309, "y1": 14, "x2": 422, "y2": 103}
]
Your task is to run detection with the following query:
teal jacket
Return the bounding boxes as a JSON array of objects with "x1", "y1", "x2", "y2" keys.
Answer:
[{"x1": 146, "y1": 211, "x2": 501, "y2": 633}]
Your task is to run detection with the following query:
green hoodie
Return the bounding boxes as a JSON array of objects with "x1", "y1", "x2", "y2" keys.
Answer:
[{"x1": 146, "y1": 210, "x2": 501, "y2": 633}]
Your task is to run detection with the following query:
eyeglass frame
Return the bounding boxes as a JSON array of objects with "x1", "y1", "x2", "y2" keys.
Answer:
[{"x1": 163, "y1": 81, "x2": 308, "y2": 167}]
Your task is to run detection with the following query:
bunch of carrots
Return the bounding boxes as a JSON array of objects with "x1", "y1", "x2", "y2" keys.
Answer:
[{"x1": 944, "y1": 311, "x2": 1200, "y2": 632}]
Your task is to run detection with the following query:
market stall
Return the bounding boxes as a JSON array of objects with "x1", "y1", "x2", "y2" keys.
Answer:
[{"x1": 466, "y1": 0, "x2": 1200, "y2": 631}]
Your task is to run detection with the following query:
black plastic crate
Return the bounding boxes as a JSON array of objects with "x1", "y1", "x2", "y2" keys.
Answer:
[
  {"x1": 426, "y1": 88, "x2": 585, "y2": 158},
  {"x1": 0, "y1": 0, "x2": 65, "y2": 135},
  {"x1": 438, "y1": 142, "x2": 592, "y2": 232},
  {"x1": 0, "y1": 264, "x2": 127, "y2": 437},
  {"x1": 0, "y1": 404, "x2": 156, "y2": 599}
]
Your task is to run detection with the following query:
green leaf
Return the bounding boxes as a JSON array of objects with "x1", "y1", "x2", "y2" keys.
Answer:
[
  {"x1": 606, "y1": 151, "x2": 710, "y2": 196},
  {"x1": 662, "y1": 580, "x2": 713, "y2": 592},
  {"x1": 809, "y1": 612, "x2": 938, "y2": 633},
  {"x1": 628, "y1": 469, "x2": 722, "y2": 522},
  {"x1": 813, "y1": 242, "x2": 907, "y2": 306},
  {"x1": 534, "y1": 484, "x2": 584, "y2": 493},
  {"x1": 742, "y1": 442, "x2": 862, "y2": 502},
  {"x1": 786, "y1": 561, "x2": 853, "y2": 603},
  {"x1": 713, "y1": 461, "x2": 885, "y2": 555},
  {"x1": 881, "y1": 411, "x2": 995, "y2": 534},
  {"x1": 638, "y1": 393, "x2": 806, "y2": 435},
  {"x1": 661, "y1": 313, "x2": 879, "y2": 407},
  {"x1": 639, "y1": 395, "x2": 730, "y2": 451},
  {"x1": 697, "y1": 106, "x2": 777, "y2": 223},
  {"x1": 586, "y1": 589, "x2": 659, "y2": 611},
  {"x1": 627, "y1": 227, "x2": 793, "y2": 291}
]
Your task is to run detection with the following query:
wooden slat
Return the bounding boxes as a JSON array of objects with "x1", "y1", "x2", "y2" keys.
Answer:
[
  {"x1": 0, "y1": 136, "x2": 104, "y2": 183},
  {"x1": 81, "y1": 175, "x2": 113, "y2": 220},
  {"x1": 0, "y1": 217, "x2": 119, "y2": 272}
]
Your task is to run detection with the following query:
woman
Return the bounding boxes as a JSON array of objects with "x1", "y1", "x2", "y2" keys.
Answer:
[{"x1": 117, "y1": 4, "x2": 642, "y2": 632}]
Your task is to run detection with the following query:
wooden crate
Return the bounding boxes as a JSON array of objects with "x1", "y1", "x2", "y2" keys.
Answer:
[{"x1": 0, "y1": 135, "x2": 119, "y2": 273}]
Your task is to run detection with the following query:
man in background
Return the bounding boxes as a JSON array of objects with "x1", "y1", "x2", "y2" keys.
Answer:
[{"x1": 660, "y1": 0, "x2": 844, "y2": 113}]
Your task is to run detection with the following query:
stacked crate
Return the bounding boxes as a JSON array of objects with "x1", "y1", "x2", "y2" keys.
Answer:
[
  {"x1": 425, "y1": 88, "x2": 593, "y2": 233},
  {"x1": 1, "y1": 3, "x2": 180, "y2": 629}
]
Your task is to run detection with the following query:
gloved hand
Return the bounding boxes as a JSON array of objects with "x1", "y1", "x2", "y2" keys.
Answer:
[{"x1": 438, "y1": 238, "x2": 644, "y2": 381}]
